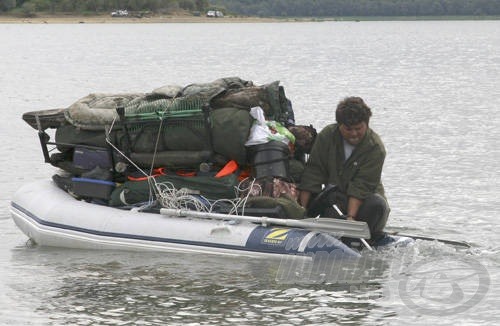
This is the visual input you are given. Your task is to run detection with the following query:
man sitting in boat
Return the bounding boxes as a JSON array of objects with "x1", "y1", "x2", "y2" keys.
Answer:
[{"x1": 298, "y1": 96, "x2": 389, "y2": 243}]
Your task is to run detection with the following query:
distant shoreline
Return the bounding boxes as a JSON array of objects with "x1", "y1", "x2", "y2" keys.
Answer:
[
  {"x1": 0, "y1": 13, "x2": 297, "y2": 24},
  {"x1": 0, "y1": 13, "x2": 498, "y2": 24}
]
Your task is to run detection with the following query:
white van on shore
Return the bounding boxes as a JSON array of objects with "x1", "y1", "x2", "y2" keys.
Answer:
[{"x1": 206, "y1": 10, "x2": 224, "y2": 17}]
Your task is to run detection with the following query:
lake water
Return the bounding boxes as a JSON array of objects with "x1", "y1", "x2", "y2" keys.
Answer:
[{"x1": 1, "y1": 21, "x2": 499, "y2": 325}]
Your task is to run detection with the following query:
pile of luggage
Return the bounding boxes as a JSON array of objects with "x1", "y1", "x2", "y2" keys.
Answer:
[{"x1": 23, "y1": 77, "x2": 317, "y2": 219}]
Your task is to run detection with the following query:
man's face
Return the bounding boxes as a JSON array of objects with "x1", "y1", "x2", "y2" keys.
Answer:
[{"x1": 339, "y1": 121, "x2": 368, "y2": 145}]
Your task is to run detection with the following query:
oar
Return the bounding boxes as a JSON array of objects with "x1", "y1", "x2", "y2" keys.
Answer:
[
  {"x1": 332, "y1": 204, "x2": 373, "y2": 251},
  {"x1": 388, "y1": 232, "x2": 471, "y2": 249},
  {"x1": 160, "y1": 208, "x2": 371, "y2": 239}
]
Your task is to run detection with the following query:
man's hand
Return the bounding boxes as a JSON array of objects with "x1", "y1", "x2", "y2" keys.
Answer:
[
  {"x1": 347, "y1": 196, "x2": 363, "y2": 220},
  {"x1": 299, "y1": 190, "x2": 311, "y2": 208}
]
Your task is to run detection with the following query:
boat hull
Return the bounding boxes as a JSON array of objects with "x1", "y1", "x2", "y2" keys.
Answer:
[{"x1": 11, "y1": 180, "x2": 364, "y2": 258}]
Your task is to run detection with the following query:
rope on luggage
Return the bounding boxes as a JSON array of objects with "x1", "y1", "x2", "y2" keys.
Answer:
[
  {"x1": 156, "y1": 181, "x2": 208, "y2": 211},
  {"x1": 155, "y1": 177, "x2": 260, "y2": 215},
  {"x1": 106, "y1": 116, "x2": 263, "y2": 217},
  {"x1": 106, "y1": 117, "x2": 160, "y2": 205}
]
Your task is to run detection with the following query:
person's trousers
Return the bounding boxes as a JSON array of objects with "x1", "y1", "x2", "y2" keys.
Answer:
[
  {"x1": 355, "y1": 193, "x2": 389, "y2": 241},
  {"x1": 313, "y1": 188, "x2": 389, "y2": 241}
]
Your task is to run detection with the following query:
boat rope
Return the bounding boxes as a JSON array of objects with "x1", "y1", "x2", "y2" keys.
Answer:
[
  {"x1": 154, "y1": 177, "x2": 259, "y2": 215},
  {"x1": 148, "y1": 106, "x2": 169, "y2": 176},
  {"x1": 106, "y1": 116, "x2": 263, "y2": 217},
  {"x1": 233, "y1": 177, "x2": 260, "y2": 215},
  {"x1": 106, "y1": 117, "x2": 159, "y2": 205},
  {"x1": 202, "y1": 177, "x2": 260, "y2": 216},
  {"x1": 155, "y1": 181, "x2": 209, "y2": 211}
]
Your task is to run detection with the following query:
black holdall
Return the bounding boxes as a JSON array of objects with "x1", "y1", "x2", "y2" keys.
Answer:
[{"x1": 306, "y1": 184, "x2": 347, "y2": 218}]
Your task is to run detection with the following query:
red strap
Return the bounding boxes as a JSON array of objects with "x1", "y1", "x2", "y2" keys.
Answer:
[
  {"x1": 127, "y1": 167, "x2": 166, "y2": 181},
  {"x1": 238, "y1": 168, "x2": 251, "y2": 181},
  {"x1": 176, "y1": 170, "x2": 197, "y2": 177},
  {"x1": 215, "y1": 160, "x2": 238, "y2": 178}
]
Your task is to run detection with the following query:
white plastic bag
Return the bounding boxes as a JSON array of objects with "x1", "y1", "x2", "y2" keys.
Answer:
[{"x1": 245, "y1": 107, "x2": 273, "y2": 146}]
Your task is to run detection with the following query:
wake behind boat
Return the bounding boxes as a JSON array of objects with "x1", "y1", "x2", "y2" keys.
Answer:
[{"x1": 11, "y1": 77, "x2": 415, "y2": 258}]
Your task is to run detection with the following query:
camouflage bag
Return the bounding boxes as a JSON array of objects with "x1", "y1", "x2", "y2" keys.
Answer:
[{"x1": 240, "y1": 177, "x2": 304, "y2": 219}]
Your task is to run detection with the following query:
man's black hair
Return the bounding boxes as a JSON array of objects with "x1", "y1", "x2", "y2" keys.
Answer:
[{"x1": 335, "y1": 97, "x2": 372, "y2": 126}]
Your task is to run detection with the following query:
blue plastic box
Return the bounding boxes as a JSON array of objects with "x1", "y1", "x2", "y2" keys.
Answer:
[
  {"x1": 73, "y1": 147, "x2": 112, "y2": 170},
  {"x1": 72, "y1": 177, "x2": 116, "y2": 200}
]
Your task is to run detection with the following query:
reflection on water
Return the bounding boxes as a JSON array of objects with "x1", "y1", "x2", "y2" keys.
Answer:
[
  {"x1": 6, "y1": 241, "x2": 485, "y2": 325},
  {"x1": 7, "y1": 246, "x2": 396, "y2": 325}
]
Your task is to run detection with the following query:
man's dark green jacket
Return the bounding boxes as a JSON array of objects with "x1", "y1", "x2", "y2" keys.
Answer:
[{"x1": 299, "y1": 123, "x2": 386, "y2": 200}]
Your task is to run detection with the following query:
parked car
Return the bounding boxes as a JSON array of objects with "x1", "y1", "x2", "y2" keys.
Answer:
[{"x1": 206, "y1": 10, "x2": 224, "y2": 18}]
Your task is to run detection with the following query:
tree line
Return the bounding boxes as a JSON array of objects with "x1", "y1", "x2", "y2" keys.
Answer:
[
  {"x1": 1, "y1": 0, "x2": 500, "y2": 16},
  {"x1": 212, "y1": 0, "x2": 500, "y2": 17},
  {"x1": 0, "y1": 0, "x2": 209, "y2": 14}
]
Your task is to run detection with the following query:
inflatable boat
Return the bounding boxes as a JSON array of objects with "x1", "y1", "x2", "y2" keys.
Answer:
[
  {"x1": 10, "y1": 180, "x2": 413, "y2": 258},
  {"x1": 11, "y1": 78, "x2": 420, "y2": 258}
]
